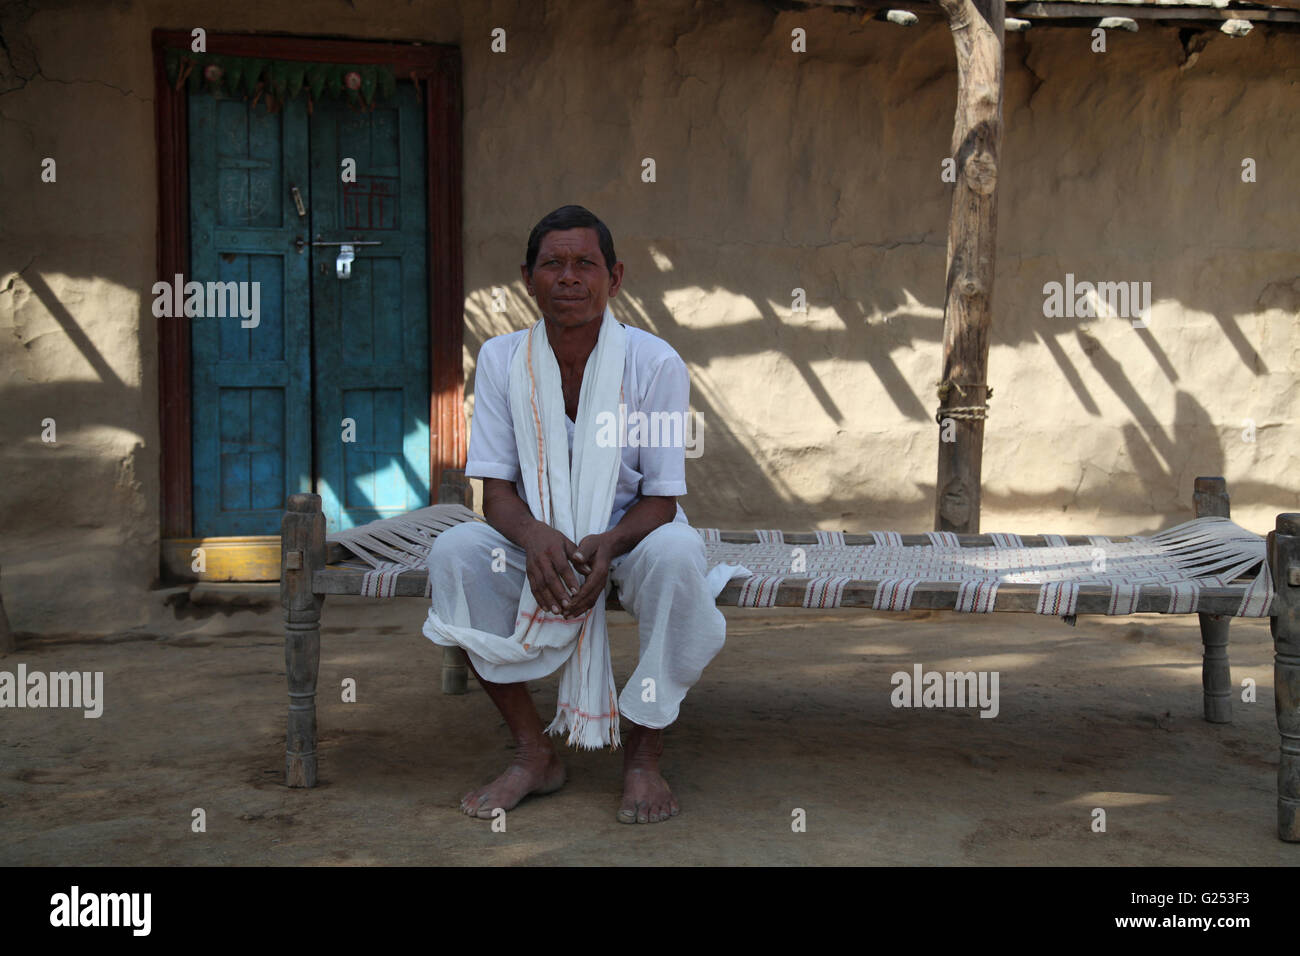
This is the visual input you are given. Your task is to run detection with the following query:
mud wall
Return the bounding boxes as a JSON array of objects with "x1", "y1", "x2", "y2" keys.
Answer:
[{"x1": 1, "y1": 0, "x2": 1296, "y2": 632}]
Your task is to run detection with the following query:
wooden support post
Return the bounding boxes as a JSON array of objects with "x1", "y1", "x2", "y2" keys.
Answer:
[
  {"x1": 934, "y1": 0, "x2": 1005, "y2": 533},
  {"x1": 282, "y1": 493, "x2": 325, "y2": 788},
  {"x1": 1269, "y1": 513, "x2": 1300, "y2": 841},
  {"x1": 1194, "y1": 476, "x2": 1233, "y2": 723}
]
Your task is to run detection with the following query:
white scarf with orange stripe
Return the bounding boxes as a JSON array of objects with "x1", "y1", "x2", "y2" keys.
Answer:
[
  {"x1": 510, "y1": 306, "x2": 625, "y2": 748},
  {"x1": 426, "y1": 307, "x2": 626, "y2": 749}
]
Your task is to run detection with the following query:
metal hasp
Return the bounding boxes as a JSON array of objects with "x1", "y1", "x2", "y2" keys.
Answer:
[
  {"x1": 307, "y1": 238, "x2": 382, "y2": 280},
  {"x1": 335, "y1": 243, "x2": 355, "y2": 279}
]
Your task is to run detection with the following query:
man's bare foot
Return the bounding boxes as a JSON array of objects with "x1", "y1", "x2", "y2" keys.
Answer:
[
  {"x1": 618, "y1": 767, "x2": 679, "y2": 824},
  {"x1": 460, "y1": 748, "x2": 566, "y2": 819},
  {"x1": 618, "y1": 723, "x2": 679, "y2": 824}
]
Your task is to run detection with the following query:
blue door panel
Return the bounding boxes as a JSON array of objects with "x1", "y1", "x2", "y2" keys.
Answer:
[
  {"x1": 218, "y1": 387, "x2": 286, "y2": 513},
  {"x1": 188, "y1": 84, "x2": 430, "y2": 540},
  {"x1": 309, "y1": 86, "x2": 430, "y2": 534},
  {"x1": 189, "y1": 93, "x2": 312, "y2": 536},
  {"x1": 342, "y1": 388, "x2": 408, "y2": 509}
]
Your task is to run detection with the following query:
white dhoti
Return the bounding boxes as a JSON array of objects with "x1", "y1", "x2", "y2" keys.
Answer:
[{"x1": 425, "y1": 518, "x2": 737, "y2": 729}]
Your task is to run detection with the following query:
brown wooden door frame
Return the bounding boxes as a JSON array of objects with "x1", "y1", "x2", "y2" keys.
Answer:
[{"x1": 151, "y1": 29, "x2": 465, "y2": 539}]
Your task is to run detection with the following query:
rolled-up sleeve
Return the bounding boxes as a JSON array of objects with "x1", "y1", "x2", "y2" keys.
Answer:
[
  {"x1": 637, "y1": 354, "x2": 690, "y2": 497},
  {"x1": 464, "y1": 338, "x2": 521, "y2": 482}
]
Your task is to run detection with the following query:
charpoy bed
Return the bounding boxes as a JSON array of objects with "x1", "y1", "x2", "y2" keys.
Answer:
[{"x1": 277, "y1": 476, "x2": 1300, "y2": 841}]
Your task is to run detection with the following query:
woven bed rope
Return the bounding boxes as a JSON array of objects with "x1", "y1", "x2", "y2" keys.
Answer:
[
  {"x1": 328, "y1": 503, "x2": 482, "y2": 570},
  {"x1": 326, "y1": 506, "x2": 1273, "y2": 619},
  {"x1": 1036, "y1": 581, "x2": 1079, "y2": 616},
  {"x1": 327, "y1": 504, "x2": 481, "y2": 600},
  {"x1": 873, "y1": 578, "x2": 918, "y2": 612},
  {"x1": 695, "y1": 516, "x2": 1272, "y2": 617},
  {"x1": 356, "y1": 563, "x2": 423, "y2": 599}
]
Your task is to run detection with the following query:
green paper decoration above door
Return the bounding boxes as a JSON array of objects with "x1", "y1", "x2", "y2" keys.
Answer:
[{"x1": 164, "y1": 49, "x2": 400, "y2": 111}]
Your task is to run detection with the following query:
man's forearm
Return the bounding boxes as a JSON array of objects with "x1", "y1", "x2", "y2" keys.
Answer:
[
  {"x1": 481, "y1": 479, "x2": 546, "y2": 550},
  {"x1": 482, "y1": 479, "x2": 675, "y2": 558},
  {"x1": 604, "y1": 495, "x2": 676, "y2": 558}
]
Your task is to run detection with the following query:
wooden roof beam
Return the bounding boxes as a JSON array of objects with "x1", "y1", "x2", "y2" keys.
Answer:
[
  {"x1": 786, "y1": 0, "x2": 1300, "y2": 25},
  {"x1": 1008, "y1": 2, "x2": 1300, "y2": 23}
]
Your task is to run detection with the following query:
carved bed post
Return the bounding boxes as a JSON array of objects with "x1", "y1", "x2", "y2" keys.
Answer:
[
  {"x1": 1194, "y1": 477, "x2": 1232, "y2": 723},
  {"x1": 282, "y1": 493, "x2": 325, "y2": 788},
  {"x1": 1270, "y1": 513, "x2": 1300, "y2": 841}
]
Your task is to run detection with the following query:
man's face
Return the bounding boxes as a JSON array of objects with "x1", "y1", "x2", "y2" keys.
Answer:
[{"x1": 522, "y1": 227, "x2": 623, "y2": 329}]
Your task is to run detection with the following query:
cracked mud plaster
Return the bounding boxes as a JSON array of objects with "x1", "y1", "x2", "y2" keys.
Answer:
[
  {"x1": 0, "y1": 2, "x2": 146, "y2": 99},
  {"x1": 0, "y1": 1, "x2": 40, "y2": 94}
]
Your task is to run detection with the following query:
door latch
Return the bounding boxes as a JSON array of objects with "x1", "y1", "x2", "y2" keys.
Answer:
[
  {"x1": 335, "y1": 244, "x2": 355, "y2": 279},
  {"x1": 308, "y1": 238, "x2": 382, "y2": 280}
]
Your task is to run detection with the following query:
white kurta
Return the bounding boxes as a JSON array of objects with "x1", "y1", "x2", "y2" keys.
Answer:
[{"x1": 464, "y1": 322, "x2": 693, "y2": 530}]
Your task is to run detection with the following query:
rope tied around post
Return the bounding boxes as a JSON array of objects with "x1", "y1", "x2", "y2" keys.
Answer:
[{"x1": 935, "y1": 379, "x2": 993, "y2": 425}]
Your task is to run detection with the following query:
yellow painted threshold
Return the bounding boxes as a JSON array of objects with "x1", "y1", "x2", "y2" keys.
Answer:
[{"x1": 162, "y1": 536, "x2": 281, "y2": 582}]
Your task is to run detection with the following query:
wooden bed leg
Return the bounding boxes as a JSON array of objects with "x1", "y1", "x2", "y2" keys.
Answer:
[
  {"x1": 1195, "y1": 477, "x2": 1233, "y2": 723},
  {"x1": 442, "y1": 646, "x2": 469, "y2": 694},
  {"x1": 282, "y1": 493, "x2": 326, "y2": 788},
  {"x1": 1270, "y1": 513, "x2": 1300, "y2": 841}
]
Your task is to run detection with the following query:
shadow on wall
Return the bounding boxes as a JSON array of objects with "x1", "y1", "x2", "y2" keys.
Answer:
[
  {"x1": 465, "y1": 249, "x2": 1286, "y2": 536},
  {"x1": 459, "y1": 20, "x2": 1297, "y2": 534}
]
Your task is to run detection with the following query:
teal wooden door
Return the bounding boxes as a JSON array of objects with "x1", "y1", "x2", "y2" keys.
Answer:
[
  {"x1": 309, "y1": 86, "x2": 430, "y2": 533},
  {"x1": 188, "y1": 86, "x2": 430, "y2": 538},
  {"x1": 189, "y1": 95, "x2": 313, "y2": 536}
]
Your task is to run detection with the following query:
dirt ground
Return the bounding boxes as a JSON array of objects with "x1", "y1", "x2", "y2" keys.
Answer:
[{"x1": 1, "y1": 588, "x2": 1294, "y2": 866}]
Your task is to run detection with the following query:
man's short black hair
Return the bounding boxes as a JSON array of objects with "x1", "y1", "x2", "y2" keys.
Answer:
[{"x1": 524, "y1": 204, "x2": 618, "y2": 278}]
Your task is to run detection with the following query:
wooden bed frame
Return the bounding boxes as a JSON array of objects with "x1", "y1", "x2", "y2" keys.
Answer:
[{"x1": 278, "y1": 476, "x2": 1300, "y2": 842}]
